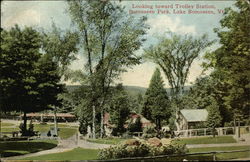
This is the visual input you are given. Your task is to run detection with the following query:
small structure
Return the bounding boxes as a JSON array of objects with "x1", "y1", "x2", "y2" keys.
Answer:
[
  {"x1": 124, "y1": 112, "x2": 153, "y2": 129},
  {"x1": 103, "y1": 112, "x2": 154, "y2": 137},
  {"x1": 20, "y1": 112, "x2": 76, "y2": 122},
  {"x1": 177, "y1": 109, "x2": 208, "y2": 130}
]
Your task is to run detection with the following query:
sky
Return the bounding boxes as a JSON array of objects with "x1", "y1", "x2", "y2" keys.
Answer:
[{"x1": 1, "y1": 0, "x2": 235, "y2": 88}]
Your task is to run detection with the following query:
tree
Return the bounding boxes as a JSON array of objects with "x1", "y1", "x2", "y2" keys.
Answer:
[
  {"x1": 128, "y1": 116, "x2": 142, "y2": 133},
  {"x1": 109, "y1": 84, "x2": 131, "y2": 136},
  {"x1": 145, "y1": 32, "x2": 213, "y2": 131},
  {"x1": 0, "y1": 25, "x2": 64, "y2": 134},
  {"x1": 203, "y1": 0, "x2": 250, "y2": 122},
  {"x1": 145, "y1": 32, "x2": 213, "y2": 97},
  {"x1": 67, "y1": 0, "x2": 147, "y2": 138},
  {"x1": 42, "y1": 22, "x2": 79, "y2": 77},
  {"x1": 178, "y1": 76, "x2": 231, "y2": 126},
  {"x1": 142, "y1": 68, "x2": 170, "y2": 130},
  {"x1": 206, "y1": 98, "x2": 222, "y2": 137}
]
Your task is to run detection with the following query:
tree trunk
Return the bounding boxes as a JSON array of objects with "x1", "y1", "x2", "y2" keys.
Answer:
[
  {"x1": 100, "y1": 109, "x2": 104, "y2": 138},
  {"x1": 54, "y1": 108, "x2": 58, "y2": 137},
  {"x1": 92, "y1": 105, "x2": 96, "y2": 139},
  {"x1": 23, "y1": 111, "x2": 27, "y2": 132},
  {"x1": 213, "y1": 127, "x2": 215, "y2": 138}
]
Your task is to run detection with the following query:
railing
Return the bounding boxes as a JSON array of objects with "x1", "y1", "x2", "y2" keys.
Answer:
[
  {"x1": 174, "y1": 126, "x2": 250, "y2": 138},
  {"x1": 85, "y1": 149, "x2": 250, "y2": 162}
]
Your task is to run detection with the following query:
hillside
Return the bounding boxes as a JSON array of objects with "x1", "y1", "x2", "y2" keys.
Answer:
[{"x1": 66, "y1": 85, "x2": 191, "y2": 97}]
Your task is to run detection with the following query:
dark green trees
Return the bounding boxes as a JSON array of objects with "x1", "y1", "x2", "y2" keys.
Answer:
[
  {"x1": 203, "y1": 0, "x2": 250, "y2": 122},
  {"x1": 142, "y1": 68, "x2": 170, "y2": 130},
  {"x1": 206, "y1": 99, "x2": 222, "y2": 137},
  {"x1": 67, "y1": 0, "x2": 147, "y2": 138},
  {"x1": 109, "y1": 84, "x2": 131, "y2": 135},
  {"x1": 0, "y1": 25, "x2": 64, "y2": 134}
]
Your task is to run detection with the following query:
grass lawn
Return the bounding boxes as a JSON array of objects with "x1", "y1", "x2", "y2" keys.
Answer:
[
  {"x1": 22, "y1": 147, "x2": 98, "y2": 160},
  {"x1": 1, "y1": 127, "x2": 19, "y2": 132},
  {"x1": 174, "y1": 136, "x2": 236, "y2": 145},
  {"x1": 87, "y1": 138, "x2": 128, "y2": 145},
  {"x1": 20, "y1": 145, "x2": 250, "y2": 161},
  {"x1": 0, "y1": 139, "x2": 58, "y2": 157},
  {"x1": 189, "y1": 145, "x2": 250, "y2": 160},
  {"x1": 58, "y1": 128, "x2": 78, "y2": 139},
  {"x1": 1, "y1": 122, "x2": 15, "y2": 127}
]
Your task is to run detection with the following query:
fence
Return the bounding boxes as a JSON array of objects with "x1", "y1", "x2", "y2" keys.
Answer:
[
  {"x1": 84, "y1": 149, "x2": 250, "y2": 162},
  {"x1": 174, "y1": 126, "x2": 250, "y2": 138}
]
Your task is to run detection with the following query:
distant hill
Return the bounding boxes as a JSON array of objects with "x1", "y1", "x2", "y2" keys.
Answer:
[{"x1": 66, "y1": 85, "x2": 192, "y2": 97}]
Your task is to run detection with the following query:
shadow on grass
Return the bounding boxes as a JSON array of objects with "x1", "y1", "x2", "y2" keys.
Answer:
[{"x1": 0, "y1": 140, "x2": 58, "y2": 157}]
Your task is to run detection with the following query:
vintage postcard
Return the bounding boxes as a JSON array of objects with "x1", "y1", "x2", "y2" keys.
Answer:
[{"x1": 1, "y1": 0, "x2": 249, "y2": 161}]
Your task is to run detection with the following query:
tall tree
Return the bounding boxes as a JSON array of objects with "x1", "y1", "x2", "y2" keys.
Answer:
[
  {"x1": 142, "y1": 68, "x2": 170, "y2": 130},
  {"x1": 109, "y1": 84, "x2": 131, "y2": 135},
  {"x1": 0, "y1": 25, "x2": 64, "y2": 134},
  {"x1": 67, "y1": 0, "x2": 147, "y2": 138},
  {"x1": 145, "y1": 32, "x2": 213, "y2": 130},
  {"x1": 206, "y1": 98, "x2": 222, "y2": 138},
  {"x1": 42, "y1": 22, "x2": 79, "y2": 77},
  {"x1": 203, "y1": 0, "x2": 250, "y2": 121}
]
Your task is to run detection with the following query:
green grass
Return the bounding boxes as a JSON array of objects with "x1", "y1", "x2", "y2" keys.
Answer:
[
  {"x1": 189, "y1": 145, "x2": 250, "y2": 160},
  {"x1": 87, "y1": 138, "x2": 128, "y2": 145},
  {"x1": 174, "y1": 136, "x2": 236, "y2": 145},
  {"x1": 20, "y1": 146, "x2": 250, "y2": 161},
  {"x1": 1, "y1": 123, "x2": 78, "y2": 139},
  {"x1": 1, "y1": 127, "x2": 19, "y2": 132},
  {"x1": 58, "y1": 128, "x2": 78, "y2": 139},
  {"x1": 22, "y1": 147, "x2": 98, "y2": 160},
  {"x1": 0, "y1": 140, "x2": 58, "y2": 157},
  {"x1": 1, "y1": 122, "x2": 15, "y2": 127}
]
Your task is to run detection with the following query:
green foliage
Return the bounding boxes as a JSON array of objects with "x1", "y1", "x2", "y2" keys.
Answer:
[
  {"x1": 128, "y1": 116, "x2": 143, "y2": 133},
  {"x1": 178, "y1": 76, "x2": 231, "y2": 125},
  {"x1": 142, "y1": 68, "x2": 170, "y2": 130},
  {"x1": 98, "y1": 140, "x2": 188, "y2": 159},
  {"x1": 145, "y1": 32, "x2": 213, "y2": 97},
  {"x1": 67, "y1": 0, "x2": 148, "y2": 138},
  {"x1": 142, "y1": 125, "x2": 157, "y2": 138},
  {"x1": 203, "y1": 0, "x2": 250, "y2": 120},
  {"x1": 0, "y1": 25, "x2": 64, "y2": 132},
  {"x1": 206, "y1": 99, "x2": 222, "y2": 137},
  {"x1": 109, "y1": 84, "x2": 132, "y2": 135}
]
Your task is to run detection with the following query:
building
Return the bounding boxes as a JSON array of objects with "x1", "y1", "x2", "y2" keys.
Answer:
[
  {"x1": 20, "y1": 112, "x2": 76, "y2": 122},
  {"x1": 177, "y1": 109, "x2": 208, "y2": 130},
  {"x1": 124, "y1": 112, "x2": 154, "y2": 129}
]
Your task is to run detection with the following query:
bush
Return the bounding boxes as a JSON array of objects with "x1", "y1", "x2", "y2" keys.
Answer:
[
  {"x1": 79, "y1": 121, "x2": 88, "y2": 135},
  {"x1": 142, "y1": 125, "x2": 157, "y2": 138},
  {"x1": 98, "y1": 139, "x2": 188, "y2": 160},
  {"x1": 19, "y1": 121, "x2": 35, "y2": 136},
  {"x1": 127, "y1": 117, "x2": 142, "y2": 133}
]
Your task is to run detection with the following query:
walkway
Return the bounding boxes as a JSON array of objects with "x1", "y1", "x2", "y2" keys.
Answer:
[{"x1": 1, "y1": 133, "x2": 111, "y2": 161}]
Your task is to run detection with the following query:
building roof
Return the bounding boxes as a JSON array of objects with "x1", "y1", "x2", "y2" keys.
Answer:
[
  {"x1": 180, "y1": 109, "x2": 208, "y2": 122},
  {"x1": 21, "y1": 113, "x2": 75, "y2": 118}
]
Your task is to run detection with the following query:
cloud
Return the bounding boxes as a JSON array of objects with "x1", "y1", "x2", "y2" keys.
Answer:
[
  {"x1": 147, "y1": 15, "x2": 196, "y2": 35},
  {"x1": 2, "y1": 6, "x2": 41, "y2": 29}
]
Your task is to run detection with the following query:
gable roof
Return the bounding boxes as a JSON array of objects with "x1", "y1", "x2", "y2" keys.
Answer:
[{"x1": 180, "y1": 109, "x2": 208, "y2": 122}]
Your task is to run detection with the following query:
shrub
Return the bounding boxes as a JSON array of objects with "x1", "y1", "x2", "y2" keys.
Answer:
[
  {"x1": 19, "y1": 121, "x2": 35, "y2": 136},
  {"x1": 142, "y1": 125, "x2": 157, "y2": 138},
  {"x1": 98, "y1": 139, "x2": 188, "y2": 160},
  {"x1": 79, "y1": 121, "x2": 88, "y2": 135},
  {"x1": 127, "y1": 117, "x2": 142, "y2": 133}
]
